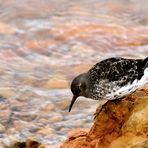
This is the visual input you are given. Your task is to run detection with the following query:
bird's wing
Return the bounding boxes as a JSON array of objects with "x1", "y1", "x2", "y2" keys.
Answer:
[{"x1": 88, "y1": 57, "x2": 144, "y2": 85}]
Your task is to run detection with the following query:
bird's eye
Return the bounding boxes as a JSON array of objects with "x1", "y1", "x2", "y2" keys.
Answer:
[{"x1": 73, "y1": 85, "x2": 81, "y2": 95}]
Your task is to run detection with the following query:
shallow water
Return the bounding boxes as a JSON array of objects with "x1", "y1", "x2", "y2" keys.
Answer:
[{"x1": 0, "y1": 0, "x2": 148, "y2": 147}]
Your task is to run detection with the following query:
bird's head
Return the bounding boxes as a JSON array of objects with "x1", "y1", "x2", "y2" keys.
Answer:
[{"x1": 69, "y1": 73, "x2": 88, "y2": 112}]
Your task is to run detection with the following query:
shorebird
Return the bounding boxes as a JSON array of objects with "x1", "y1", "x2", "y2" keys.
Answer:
[{"x1": 69, "y1": 57, "x2": 148, "y2": 112}]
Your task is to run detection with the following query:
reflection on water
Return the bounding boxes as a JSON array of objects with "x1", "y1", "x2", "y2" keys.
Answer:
[{"x1": 0, "y1": 0, "x2": 148, "y2": 146}]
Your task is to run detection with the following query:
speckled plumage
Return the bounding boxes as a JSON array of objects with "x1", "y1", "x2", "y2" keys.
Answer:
[{"x1": 69, "y1": 57, "x2": 148, "y2": 112}]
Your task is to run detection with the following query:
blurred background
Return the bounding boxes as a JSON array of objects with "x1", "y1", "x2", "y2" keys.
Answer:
[{"x1": 0, "y1": 0, "x2": 148, "y2": 147}]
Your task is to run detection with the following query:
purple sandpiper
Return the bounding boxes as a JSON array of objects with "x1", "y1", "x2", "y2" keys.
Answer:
[{"x1": 69, "y1": 57, "x2": 148, "y2": 112}]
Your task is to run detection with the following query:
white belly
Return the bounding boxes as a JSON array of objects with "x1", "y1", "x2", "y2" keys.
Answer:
[{"x1": 105, "y1": 68, "x2": 148, "y2": 100}]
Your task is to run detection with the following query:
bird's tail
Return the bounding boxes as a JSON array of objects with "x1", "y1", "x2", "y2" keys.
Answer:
[
  {"x1": 142, "y1": 57, "x2": 148, "y2": 86},
  {"x1": 143, "y1": 57, "x2": 148, "y2": 69}
]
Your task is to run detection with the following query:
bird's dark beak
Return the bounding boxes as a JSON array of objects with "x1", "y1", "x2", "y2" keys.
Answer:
[{"x1": 69, "y1": 95, "x2": 78, "y2": 112}]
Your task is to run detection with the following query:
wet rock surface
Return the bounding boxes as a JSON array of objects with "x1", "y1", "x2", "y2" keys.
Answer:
[{"x1": 61, "y1": 88, "x2": 148, "y2": 148}]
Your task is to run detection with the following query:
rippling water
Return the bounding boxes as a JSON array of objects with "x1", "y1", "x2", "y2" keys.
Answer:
[{"x1": 0, "y1": 0, "x2": 148, "y2": 147}]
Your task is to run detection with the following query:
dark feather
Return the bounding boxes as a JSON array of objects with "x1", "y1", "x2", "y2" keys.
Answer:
[{"x1": 88, "y1": 57, "x2": 145, "y2": 85}]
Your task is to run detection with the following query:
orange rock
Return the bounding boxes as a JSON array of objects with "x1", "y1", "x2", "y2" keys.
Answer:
[
  {"x1": 109, "y1": 135, "x2": 148, "y2": 148},
  {"x1": 61, "y1": 87, "x2": 148, "y2": 148},
  {"x1": 68, "y1": 128, "x2": 88, "y2": 138},
  {"x1": 10, "y1": 139, "x2": 46, "y2": 148}
]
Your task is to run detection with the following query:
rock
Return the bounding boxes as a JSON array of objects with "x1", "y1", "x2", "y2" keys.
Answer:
[
  {"x1": 109, "y1": 135, "x2": 148, "y2": 148},
  {"x1": 9, "y1": 141, "x2": 26, "y2": 148},
  {"x1": 68, "y1": 129, "x2": 88, "y2": 138},
  {"x1": 26, "y1": 139, "x2": 46, "y2": 148},
  {"x1": 60, "y1": 87, "x2": 148, "y2": 148},
  {"x1": 9, "y1": 139, "x2": 46, "y2": 148}
]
